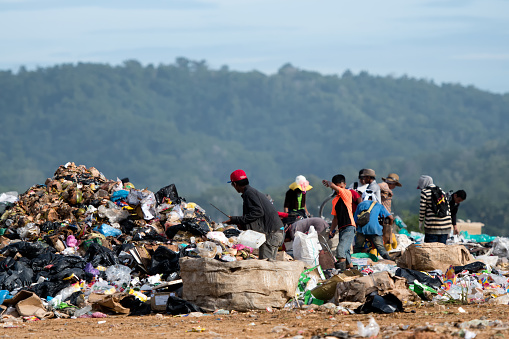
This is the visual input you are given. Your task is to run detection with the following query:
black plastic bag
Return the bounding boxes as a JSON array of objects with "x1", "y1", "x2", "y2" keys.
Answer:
[
  {"x1": 0, "y1": 261, "x2": 34, "y2": 290},
  {"x1": 83, "y1": 243, "x2": 119, "y2": 267},
  {"x1": 40, "y1": 221, "x2": 61, "y2": 233},
  {"x1": 166, "y1": 296, "x2": 204, "y2": 315},
  {"x1": 182, "y1": 219, "x2": 210, "y2": 237},
  {"x1": 25, "y1": 280, "x2": 69, "y2": 299},
  {"x1": 149, "y1": 246, "x2": 180, "y2": 278},
  {"x1": 453, "y1": 261, "x2": 486, "y2": 274},
  {"x1": 223, "y1": 228, "x2": 241, "y2": 238},
  {"x1": 395, "y1": 267, "x2": 442, "y2": 290},
  {"x1": 165, "y1": 224, "x2": 185, "y2": 240},
  {"x1": 119, "y1": 219, "x2": 136, "y2": 235},
  {"x1": 52, "y1": 267, "x2": 86, "y2": 282},
  {"x1": 0, "y1": 241, "x2": 55, "y2": 259},
  {"x1": 155, "y1": 184, "x2": 181, "y2": 205},
  {"x1": 31, "y1": 253, "x2": 85, "y2": 273},
  {"x1": 119, "y1": 295, "x2": 152, "y2": 316},
  {"x1": 355, "y1": 292, "x2": 403, "y2": 314}
]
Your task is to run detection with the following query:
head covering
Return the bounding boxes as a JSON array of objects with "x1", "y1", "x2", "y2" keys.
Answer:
[
  {"x1": 228, "y1": 169, "x2": 247, "y2": 183},
  {"x1": 289, "y1": 175, "x2": 313, "y2": 192},
  {"x1": 360, "y1": 168, "x2": 376, "y2": 178},
  {"x1": 417, "y1": 175, "x2": 433, "y2": 189},
  {"x1": 382, "y1": 173, "x2": 402, "y2": 187}
]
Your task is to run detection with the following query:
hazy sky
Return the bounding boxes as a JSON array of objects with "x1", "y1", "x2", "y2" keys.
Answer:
[{"x1": 1, "y1": 0, "x2": 508, "y2": 93}]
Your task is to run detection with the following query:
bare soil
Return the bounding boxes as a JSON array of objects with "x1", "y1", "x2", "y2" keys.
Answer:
[{"x1": 3, "y1": 303, "x2": 509, "y2": 339}]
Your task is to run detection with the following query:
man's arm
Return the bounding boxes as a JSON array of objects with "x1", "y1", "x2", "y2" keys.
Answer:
[
  {"x1": 329, "y1": 215, "x2": 338, "y2": 239},
  {"x1": 230, "y1": 192, "x2": 264, "y2": 225}
]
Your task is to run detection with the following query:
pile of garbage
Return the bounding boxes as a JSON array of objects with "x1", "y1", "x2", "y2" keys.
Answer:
[
  {"x1": 0, "y1": 163, "x2": 262, "y2": 319},
  {"x1": 2, "y1": 162, "x2": 509, "y2": 327}
]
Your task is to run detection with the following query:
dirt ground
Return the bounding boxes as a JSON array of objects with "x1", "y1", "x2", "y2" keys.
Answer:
[{"x1": 2, "y1": 303, "x2": 509, "y2": 339}]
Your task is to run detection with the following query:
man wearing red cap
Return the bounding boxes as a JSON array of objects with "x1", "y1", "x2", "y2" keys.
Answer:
[{"x1": 224, "y1": 169, "x2": 284, "y2": 260}]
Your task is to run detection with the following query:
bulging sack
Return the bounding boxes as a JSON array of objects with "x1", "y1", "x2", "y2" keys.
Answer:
[
  {"x1": 293, "y1": 226, "x2": 322, "y2": 267},
  {"x1": 397, "y1": 243, "x2": 473, "y2": 272},
  {"x1": 180, "y1": 257, "x2": 305, "y2": 312}
]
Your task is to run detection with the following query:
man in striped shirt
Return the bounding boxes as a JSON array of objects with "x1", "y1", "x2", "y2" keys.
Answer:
[{"x1": 417, "y1": 175, "x2": 452, "y2": 244}]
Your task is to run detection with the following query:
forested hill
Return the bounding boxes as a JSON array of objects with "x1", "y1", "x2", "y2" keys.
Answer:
[{"x1": 1, "y1": 59, "x2": 508, "y2": 235}]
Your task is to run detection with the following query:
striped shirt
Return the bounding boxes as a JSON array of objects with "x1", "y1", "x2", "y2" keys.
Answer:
[{"x1": 419, "y1": 184, "x2": 452, "y2": 233}]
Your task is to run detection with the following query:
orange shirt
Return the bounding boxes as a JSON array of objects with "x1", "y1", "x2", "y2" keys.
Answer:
[{"x1": 331, "y1": 187, "x2": 356, "y2": 228}]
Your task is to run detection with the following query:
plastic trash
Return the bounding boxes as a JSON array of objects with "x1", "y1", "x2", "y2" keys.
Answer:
[
  {"x1": 105, "y1": 264, "x2": 132, "y2": 287},
  {"x1": 357, "y1": 316, "x2": 380, "y2": 337},
  {"x1": 55, "y1": 283, "x2": 81, "y2": 302},
  {"x1": 94, "y1": 223, "x2": 122, "y2": 237},
  {"x1": 237, "y1": 230, "x2": 266, "y2": 249},
  {"x1": 16, "y1": 223, "x2": 40, "y2": 239},
  {"x1": 206, "y1": 231, "x2": 229, "y2": 245},
  {"x1": 293, "y1": 226, "x2": 321, "y2": 266},
  {"x1": 0, "y1": 191, "x2": 18, "y2": 204},
  {"x1": 74, "y1": 305, "x2": 92, "y2": 317},
  {"x1": 66, "y1": 235, "x2": 78, "y2": 247},
  {"x1": 196, "y1": 241, "x2": 220, "y2": 258},
  {"x1": 97, "y1": 204, "x2": 129, "y2": 224},
  {"x1": 0, "y1": 290, "x2": 11, "y2": 304},
  {"x1": 394, "y1": 215, "x2": 407, "y2": 228}
]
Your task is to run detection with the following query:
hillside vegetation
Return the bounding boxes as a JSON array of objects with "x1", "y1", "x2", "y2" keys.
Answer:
[{"x1": 1, "y1": 59, "x2": 508, "y2": 234}]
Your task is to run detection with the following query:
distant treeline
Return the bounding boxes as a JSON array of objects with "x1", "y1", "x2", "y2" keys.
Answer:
[{"x1": 1, "y1": 58, "x2": 508, "y2": 234}]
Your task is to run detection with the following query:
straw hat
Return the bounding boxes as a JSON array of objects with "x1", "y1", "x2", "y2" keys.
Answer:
[{"x1": 382, "y1": 173, "x2": 402, "y2": 187}]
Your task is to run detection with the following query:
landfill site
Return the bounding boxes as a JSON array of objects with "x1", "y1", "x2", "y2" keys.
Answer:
[{"x1": 1, "y1": 163, "x2": 509, "y2": 339}]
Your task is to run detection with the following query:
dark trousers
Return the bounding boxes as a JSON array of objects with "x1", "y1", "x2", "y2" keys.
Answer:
[{"x1": 424, "y1": 233, "x2": 448, "y2": 244}]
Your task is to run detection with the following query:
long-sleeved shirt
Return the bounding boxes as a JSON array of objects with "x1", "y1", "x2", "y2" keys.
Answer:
[
  {"x1": 230, "y1": 185, "x2": 284, "y2": 235},
  {"x1": 419, "y1": 184, "x2": 452, "y2": 233},
  {"x1": 448, "y1": 196, "x2": 460, "y2": 226}
]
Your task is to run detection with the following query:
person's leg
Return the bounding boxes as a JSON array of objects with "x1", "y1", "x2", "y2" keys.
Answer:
[
  {"x1": 368, "y1": 235, "x2": 391, "y2": 259},
  {"x1": 437, "y1": 233, "x2": 448, "y2": 244},
  {"x1": 259, "y1": 231, "x2": 284, "y2": 260},
  {"x1": 424, "y1": 233, "x2": 439, "y2": 243},
  {"x1": 336, "y1": 226, "x2": 355, "y2": 268},
  {"x1": 353, "y1": 232, "x2": 367, "y2": 254}
]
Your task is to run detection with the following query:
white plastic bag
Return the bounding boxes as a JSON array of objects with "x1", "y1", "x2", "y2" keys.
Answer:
[
  {"x1": 357, "y1": 316, "x2": 380, "y2": 337},
  {"x1": 206, "y1": 231, "x2": 229, "y2": 245},
  {"x1": 490, "y1": 237, "x2": 509, "y2": 258},
  {"x1": 293, "y1": 226, "x2": 322, "y2": 266}
]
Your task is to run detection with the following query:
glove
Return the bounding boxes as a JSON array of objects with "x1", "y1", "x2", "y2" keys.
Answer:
[{"x1": 418, "y1": 222, "x2": 423, "y2": 231}]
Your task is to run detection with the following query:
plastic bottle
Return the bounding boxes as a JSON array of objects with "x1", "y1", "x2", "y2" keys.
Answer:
[{"x1": 74, "y1": 305, "x2": 92, "y2": 317}]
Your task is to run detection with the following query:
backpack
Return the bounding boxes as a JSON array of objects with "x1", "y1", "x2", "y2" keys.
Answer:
[
  {"x1": 356, "y1": 200, "x2": 376, "y2": 227},
  {"x1": 429, "y1": 186, "x2": 450, "y2": 218}
]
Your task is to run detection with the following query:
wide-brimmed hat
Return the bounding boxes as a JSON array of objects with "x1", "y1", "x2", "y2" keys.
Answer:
[
  {"x1": 382, "y1": 173, "x2": 402, "y2": 187},
  {"x1": 360, "y1": 168, "x2": 376, "y2": 178},
  {"x1": 289, "y1": 175, "x2": 313, "y2": 191}
]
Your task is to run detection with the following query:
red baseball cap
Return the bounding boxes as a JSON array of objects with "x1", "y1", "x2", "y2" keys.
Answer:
[{"x1": 228, "y1": 169, "x2": 247, "y2": 183}]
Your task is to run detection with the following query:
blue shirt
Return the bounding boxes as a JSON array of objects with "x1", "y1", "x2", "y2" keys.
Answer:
[{"x1": 354, "y1": 200, "x2": 391, "y2": 236}]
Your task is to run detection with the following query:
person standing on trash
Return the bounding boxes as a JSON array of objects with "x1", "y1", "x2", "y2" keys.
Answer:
[
  {"x1": 418, "y1": 175, "x2": 453, "y2": 244},
  {"x1": 359, "y1": 169, "x2": 382, "y2": 203},
  {"x1": 322, "y1": 174, "x2": 356, "y2": 269},
  {"x1": 284, "y1": 175, "x2": 313, "y2": 218},
  {"x1": 353, "y1": 191, "x2": 393, "y2": 260},
  {"x1": 224, "y1": 169, "x2": 284, "y2": 260},
  {"x1": 447, "y1": 190, "x2": 467, "y2": 235},
  {"x1": 348, "y1": 169, "x2": 368, "y2": 195},
  {"x1": 379, "y1": 173, "x2": 402, "y2": 213},
  {"x1": 378, "y1": 173, "x2": 402, "y2": 249}
]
